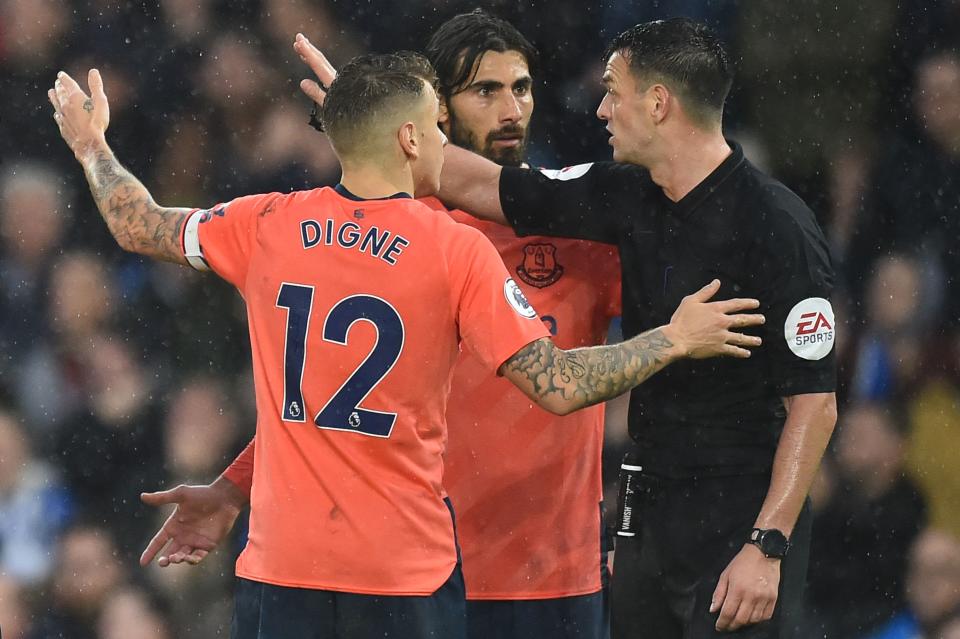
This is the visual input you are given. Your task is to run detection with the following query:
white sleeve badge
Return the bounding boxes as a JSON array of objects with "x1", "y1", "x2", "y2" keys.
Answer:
[
  {"x1": 504, "y1": 278, "x2": 538, "y2": 319},
  {"x1": 538, "y1": 163, "x2": 594, "y2": 181},
  {"x1": 784, "y1": 297, "x2": 836, "y2": 360}
]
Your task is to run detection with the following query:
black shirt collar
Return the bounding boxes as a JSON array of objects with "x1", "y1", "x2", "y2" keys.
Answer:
[
  {"x1": 334, "y1": 183, "x2": 413, "y2": 201},
  {"x1": 670, "y1": 140, "x2": 745, "y2": 218}
]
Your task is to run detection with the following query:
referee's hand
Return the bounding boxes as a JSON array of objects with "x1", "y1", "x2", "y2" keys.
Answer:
[
  {"x1": 711, "y1": 544, "x2": 780, "y2": 631},
  {"x1": 667, "y1": 280, "x2": 763, "y2": 359}
]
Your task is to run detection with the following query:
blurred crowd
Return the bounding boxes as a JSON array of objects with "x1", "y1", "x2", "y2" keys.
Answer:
[{"x1": 0, "y1": 0, "x2": 959, "y2": 637}]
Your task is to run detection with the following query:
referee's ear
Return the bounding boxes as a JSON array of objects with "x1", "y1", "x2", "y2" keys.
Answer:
[{"x1": 650, "y1": 83, "x2": 672, "y2": 124}]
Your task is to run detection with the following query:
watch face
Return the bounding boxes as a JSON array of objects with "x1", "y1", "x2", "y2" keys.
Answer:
[{"x1": 761, "y1": 530, "x2": 789, "y2": 557}]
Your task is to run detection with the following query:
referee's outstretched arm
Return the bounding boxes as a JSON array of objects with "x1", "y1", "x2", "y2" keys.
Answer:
[{"x1": 499, "y1": 280, "x2": 764, "y2": 416}]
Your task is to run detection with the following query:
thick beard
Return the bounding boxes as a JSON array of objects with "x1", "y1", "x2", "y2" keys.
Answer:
[{"x1": 447, "y1": 112, "x2": 527, "y2": 167}]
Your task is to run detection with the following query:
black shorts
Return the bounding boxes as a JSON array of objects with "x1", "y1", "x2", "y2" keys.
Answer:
[
  {"x1": 610, "y1": 472, "x2": 812, "y2": 639},
  {"x1": 466, "y1": 590, "x2": 608, "y2": 639},
  {"x1": 231, "y1": 565, "x2": 466, "y2": 639}
]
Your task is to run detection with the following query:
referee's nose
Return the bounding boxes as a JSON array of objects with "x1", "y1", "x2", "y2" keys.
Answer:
[{"x1": 597, "y1": 92, "x2": 612, "y2": 122}]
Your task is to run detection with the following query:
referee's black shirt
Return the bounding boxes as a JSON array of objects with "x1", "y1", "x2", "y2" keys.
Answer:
[{"x1": 500, "y1": 143, "x2": 836, "y2": 478}]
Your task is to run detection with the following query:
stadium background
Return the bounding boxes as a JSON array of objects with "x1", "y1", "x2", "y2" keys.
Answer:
[{"x1": 1, "y1": 0, "x2": 959, "y2": 637}]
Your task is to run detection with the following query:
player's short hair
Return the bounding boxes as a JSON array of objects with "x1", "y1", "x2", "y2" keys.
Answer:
[
  {"x1": 425, "y1": 9, "x2": 539, "y2": 99},
  {"x1": 604, "y1": 18, "x2": 733, "y2": 127},
  {"x1": 322, "y1": 52, "x2": 438, "y2": 157}
]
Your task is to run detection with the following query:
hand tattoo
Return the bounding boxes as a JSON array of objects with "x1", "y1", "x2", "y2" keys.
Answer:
[
  {"x1": 82, "y1": 98, "x2": 94, "y2": 112},
  {"x1": 503, "y1": 329, "x2": 676, "y2": 412}
]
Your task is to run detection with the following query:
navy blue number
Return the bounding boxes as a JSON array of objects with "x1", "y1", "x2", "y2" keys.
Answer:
[
  {"x1": 276, "y1": 283, "x2": 314, "y2": 422},
  {"x1": 315, "y1": 295, "x2": 404, "y2": 437},
  {"x1": 277, "y1": 286, "x2": 404, "y2": 437}
]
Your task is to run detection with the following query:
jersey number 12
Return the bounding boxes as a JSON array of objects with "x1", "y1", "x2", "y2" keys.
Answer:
[{"x1": 276, "y1": 283, "x2": 405, "y2": 438}]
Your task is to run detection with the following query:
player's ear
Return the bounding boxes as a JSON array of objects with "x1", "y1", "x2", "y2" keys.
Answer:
[
  {"x1": 438, "y1": 95, "x2": 450, "y2": 125},
  {"x1": 650, "y1": 84, "x2": 670, "y2": 124},
  {"x1": 397, "y1": 121, "x2": 419, "y2": 160}
]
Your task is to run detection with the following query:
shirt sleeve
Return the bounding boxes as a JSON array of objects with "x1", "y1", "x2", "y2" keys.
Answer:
[
  {"x1": 751, "y1": 187, "x2": 838, "y2": 396},
  {"x1": 448, "y1": 226, "x2": 551, "y2": 371},
  {"x1": 181, "y1": 192, "x2": 283, "y2": 290},
  {"x1": 499, "y1": 162, "x2": 651, "y2": 244},
  {"x1": 222, "y1": 438, "x2": 254, "y2": 496}
]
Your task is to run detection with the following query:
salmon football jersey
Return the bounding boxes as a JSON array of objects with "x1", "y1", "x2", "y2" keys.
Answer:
[
  {"x1": 420, "y1": 196, "x2": 622, "y2": 599},
  {"x1": 182, "y1": 185, "x2": 549, "y2": 595}
]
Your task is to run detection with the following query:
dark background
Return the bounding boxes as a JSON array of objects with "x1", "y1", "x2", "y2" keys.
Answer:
[{"x1": 1, "y1": 1, "x2": 959, "y2": 638}]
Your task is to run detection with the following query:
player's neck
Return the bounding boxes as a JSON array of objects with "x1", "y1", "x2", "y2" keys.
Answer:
[
  {"x1": 648, "y1": 129, "x2": 731, "y2": 203},
  {"x1": 339, "y1": 165, "x2": 415, "y2": 200}
]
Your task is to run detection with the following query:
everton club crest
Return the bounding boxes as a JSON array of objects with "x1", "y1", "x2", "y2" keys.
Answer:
[{"x1": 517, "y1": 243, "x2": 564, "y2": 288}]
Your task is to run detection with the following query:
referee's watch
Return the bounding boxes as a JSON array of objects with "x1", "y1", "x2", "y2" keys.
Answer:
[{"x1": 748, "y1": 528, "x2": 790, "y2": 559}]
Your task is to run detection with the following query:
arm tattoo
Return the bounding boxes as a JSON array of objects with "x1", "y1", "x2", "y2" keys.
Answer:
[
  {"x1": 83, "y1": 148, "x2": 191, "y2": 264},
  {"x1": 504, "y1": 329, "x2": 676, "y2": 413}
]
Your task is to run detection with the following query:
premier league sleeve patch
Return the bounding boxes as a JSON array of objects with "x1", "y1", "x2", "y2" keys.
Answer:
[
  {"x1": 504, "y1": 277, "x2": 538, "y2": 319},
  {"x1": 784, "y1": 297, "x2": 836, "y2": 360}
]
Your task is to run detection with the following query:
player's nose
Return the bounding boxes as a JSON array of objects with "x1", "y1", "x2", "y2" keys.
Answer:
[{"x1": 499, "y1": 93, "x2": 523, "y2": 123}]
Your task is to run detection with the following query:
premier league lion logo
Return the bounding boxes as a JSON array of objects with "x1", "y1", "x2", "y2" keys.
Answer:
[{"x1": 517, "y1": 243, "x2": 564, "y2": 288}]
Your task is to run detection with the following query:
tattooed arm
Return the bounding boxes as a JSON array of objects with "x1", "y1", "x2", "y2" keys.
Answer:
[
  {"x1": 49, "y1": 69, "x2": 191, "y2": 265},
  {"x1": 499, "y1": 280, "x2": 766, "y2": 415}
]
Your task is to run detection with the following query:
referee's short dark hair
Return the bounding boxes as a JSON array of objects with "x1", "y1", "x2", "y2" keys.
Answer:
[
  {"x1": 605, "y1": 18, "x2": 733, "y2": 128},
  {"x1": 322, "y1": 52, "x2": 437, "y2": 157},
  {"x1": 425, "y1": 9, "x2": 539, "y2": 99}
]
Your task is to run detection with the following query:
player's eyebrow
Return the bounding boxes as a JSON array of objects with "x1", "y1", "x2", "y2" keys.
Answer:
[
  {"x1": 468, "y1": 79, "x2": 505, "y2": 92},
  {"x1": 512, "y1": 76, "x2": 533, "y2": 90}
]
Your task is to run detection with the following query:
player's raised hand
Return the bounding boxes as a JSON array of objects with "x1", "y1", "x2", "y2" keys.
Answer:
[
  {"x1": 48, "y1": 69, "x2": 110, "y2": 162},
  {"x1": 140, "y1": 478, "x2": 247, "y2": 568},
  {"x1": 294, "y1": 33, "x2": 337, "y2": 107},
  {"x1": 667, "y1": 280, "x2": 764, "y2": 359}
]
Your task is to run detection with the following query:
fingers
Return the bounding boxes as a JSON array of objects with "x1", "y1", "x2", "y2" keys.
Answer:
[
  {"x1": 140, "y1": 528, "x2": 172, "y2": 566},
  {"x1": 715, "y1": 589, "x2": 743, "y2": 631},
  {"x1": 758, "y1": 598, "x2": 777, "y2": 623},
  {"x1": 722, "y1": 345, "x2": 753, "y2": 359},
  {"x1": 89, "y1": 68, "x2": 108, "y2": 111},
  {"x1": 56, "y1": 70, "x2": 85, "y2": 95},
  {"x1": 715, "y1": 297, "x2": 761, "y2": 313},
  {"x1": 730, "y1": 597, "x2": 755, "y2": 631},
  {"x1": 688, "y1": 279, "x2": 721, "y2": 303},
  {"x1": 710, "y1": 572, "x2": 729, "y2": 614},
  {"x1": 725, "y1": 313, "x2": 765, "y2": 329},
  {"x1": 725, "y1": 331, "x2": 762, "y2": 348},
  {"x1": 140, "y1": 486, "x2": 186, "y2": 506},
  {"x1": 165, "y1": 546, "x2": 209, "y2": 566},
  {"x1": 293, "y1": 33, "x2": 337, "y2": 86},
  {"x1": 300, "y1": 79, "x2": 327, "y2": 106},
  {"x1": 748, "y1": 600, "x2": 767, "y2": 625}
]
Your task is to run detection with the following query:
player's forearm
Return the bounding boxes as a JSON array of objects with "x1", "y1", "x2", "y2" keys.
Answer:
[
  {"x1": 437, "y1": 145, "x2": 508, "y2": 224},
  {"x1": 754, "y1": 392, "x2": 837, "y2": 535},
  {"x1": 79, "y1": 141, "x2": 191, "y2": 264},
  {"x1": 221, "y1": 438, "x2": 255, "y2": 500},
  {"x1": 503, "y1": 328, "x2": 682, "y2": 415}
]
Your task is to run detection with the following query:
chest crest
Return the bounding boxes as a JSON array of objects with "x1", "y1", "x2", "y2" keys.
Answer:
[{"x1": 517, "y1": 243, "x2": 564, "y2": 288}]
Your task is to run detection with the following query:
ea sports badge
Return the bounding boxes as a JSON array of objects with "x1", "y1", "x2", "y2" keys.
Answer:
[
  {"x1": 504, "y1": 278, "x2": 538, "y2": 318},
  {"x1": 784, "y1": 297, "x2": 835, "y2": 360}
]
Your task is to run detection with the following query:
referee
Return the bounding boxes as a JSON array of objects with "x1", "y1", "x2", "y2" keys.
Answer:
[{"x1": 438, "y1": 18, "x2": 838, "y2": 639}]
